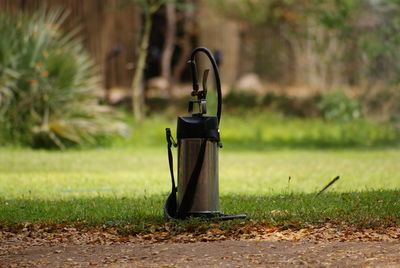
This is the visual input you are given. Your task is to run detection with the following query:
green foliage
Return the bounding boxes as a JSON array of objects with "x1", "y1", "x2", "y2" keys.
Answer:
[
  {"x1": 308, "y1": 0, "x2": 361, "y2": 30},
  {"x1": 209, "y1": 0, "x2": 276, "y2": 24},
  {"x1": 357, "y1": 1, "x2": 400, "y2": 82},
  {"x1": 222, "y1": 90, "x2": 363, "y2": 122},
  {"x1": 125, "y1": 0, "x2": 191, "y2": 13},
  {"x1": 0, "y1": 8, "x2": 125, "y2": 149},
  {"x1": 211, "y1": 0, "x2": 400, "y2": 102},
  {"x1": 223, "y1": 90, "x2": 260, "y2": 108},
  {"x1": 126, "y1": 0, "x2": 167, "y2": 13},
  {"x1": 210, "y1": 0, "x2": 360, "y2": 28},
  {"x1": 317, "y1": 90, "x2": 361, "y2": 122},
  {"x1": 109, "y1": 112, "x2": 400, "y2": 149},
  {"x1": 221, "y1": 112, "x2": 398, "y2": 149}
]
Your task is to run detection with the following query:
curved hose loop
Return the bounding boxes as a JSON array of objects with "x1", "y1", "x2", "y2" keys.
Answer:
[{"x1": 190, "y1": 47, "x2": 222, "y2": 126}]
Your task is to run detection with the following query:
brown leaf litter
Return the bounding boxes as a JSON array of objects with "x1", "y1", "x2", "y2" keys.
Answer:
[{"x1": 1, "y1": 223, "x2": 400, "y2": 267}]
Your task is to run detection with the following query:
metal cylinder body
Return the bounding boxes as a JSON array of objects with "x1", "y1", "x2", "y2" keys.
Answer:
[{"x1": 178, "y1": 138, "x2": 219, "y2": 214}]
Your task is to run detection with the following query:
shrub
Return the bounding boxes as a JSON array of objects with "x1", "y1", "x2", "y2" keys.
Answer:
[
  {"x1": 0, "y1": 8, "x2": 126, "y2": 149},
  {"x1": 317, "y1": 89, "x2": 362, "y2": 122},
  {"x1": 263, "y1": 93, "x2": 321, "y2": 118},
  {"x1": 223, "y1": 90, "x2": 261, "y2": 109}
]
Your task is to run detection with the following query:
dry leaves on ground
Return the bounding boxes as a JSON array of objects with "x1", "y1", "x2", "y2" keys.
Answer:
[
  {"x1": 1, "y1": 221, "x2": 399, "y2": 248},
  {"x1": 1, "y1": 223, "x2": 400, "y2": 267}
]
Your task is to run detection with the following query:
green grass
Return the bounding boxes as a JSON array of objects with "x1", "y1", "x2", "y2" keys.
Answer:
[
  {"x1": 1, "y1": 191, "x2": 399, "y2": 231},
  {"x1": 113, "y1": 111, "x2": 400, "y2": 149},
  {"x1": 1, "y1": 147, "x2": 399, "y2": 229},
  {"x1": 1, "y1": 112, "x2": 400, "y2": 231}
]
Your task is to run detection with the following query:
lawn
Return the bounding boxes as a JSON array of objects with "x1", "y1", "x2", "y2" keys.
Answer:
[
  {"x1": 1, "y1": 146, "x2": 399, "y2": 229},
  {"x1": 1, "y1": 112, "x2": 400, "y2": 230},
  {"x1": 2, "y1": 147, "x2": 400, "y2": 198}
]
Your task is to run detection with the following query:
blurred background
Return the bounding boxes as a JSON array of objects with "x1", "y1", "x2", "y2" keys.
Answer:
[{"x1": 1, "y1": 0, "x2": 400, "y2": 149}]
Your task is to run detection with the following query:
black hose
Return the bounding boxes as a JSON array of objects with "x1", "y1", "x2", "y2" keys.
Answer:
[{"x1": 190, "y1": 47, "x2": 222, "y2": 126}]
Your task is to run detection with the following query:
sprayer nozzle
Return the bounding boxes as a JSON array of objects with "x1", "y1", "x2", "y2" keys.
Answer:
[{"x1": 190, "y1": 59, "x2": 199, "y2": 93}]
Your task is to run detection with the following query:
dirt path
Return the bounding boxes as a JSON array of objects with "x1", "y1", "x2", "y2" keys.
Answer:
[
  {"x1": 2, "y1": 240, "x2": 400, "y2": 267},
  {"x1": 1, "y1": 226, "x2": 400, "y2": 267}
]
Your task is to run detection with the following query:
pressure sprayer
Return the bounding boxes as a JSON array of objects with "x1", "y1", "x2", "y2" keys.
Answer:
[{"x1": 164, "y1": 47, "x2": 246, "y2": 220}]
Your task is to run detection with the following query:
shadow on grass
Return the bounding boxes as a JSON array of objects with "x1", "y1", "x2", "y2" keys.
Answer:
[{"x1": 1, "y1": 190, "x2": 399, "y2": 231}]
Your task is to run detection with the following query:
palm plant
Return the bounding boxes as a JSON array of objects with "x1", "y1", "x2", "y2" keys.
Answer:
[{"x1": 0, "y1": 8, "x2": 125, "y2": 149}]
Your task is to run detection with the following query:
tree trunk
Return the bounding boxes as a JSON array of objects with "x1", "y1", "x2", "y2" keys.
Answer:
[
  {"x1": 172, "y1": 0, "x2": 194, "y2": 84},
  {"x1": 132, "y1": 12, "x2": 152, "y2": 121},
  {"x1": 161, "y1": 1, "x2": 176, "y2": 97}
]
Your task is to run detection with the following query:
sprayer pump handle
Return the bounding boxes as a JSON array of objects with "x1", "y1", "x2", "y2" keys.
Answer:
[{"x1": 189, "y1": 47, "x2": 222, "y2": 126}]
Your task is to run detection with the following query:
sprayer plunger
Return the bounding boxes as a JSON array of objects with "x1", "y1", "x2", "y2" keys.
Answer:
[{"x1": 164, "y1": 47, "x2": 246, "y2": 220}]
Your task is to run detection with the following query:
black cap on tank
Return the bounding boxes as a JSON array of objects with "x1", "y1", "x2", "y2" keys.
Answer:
[{"x1": 177, "y1": 116, "x2": 219, "y2": 141}]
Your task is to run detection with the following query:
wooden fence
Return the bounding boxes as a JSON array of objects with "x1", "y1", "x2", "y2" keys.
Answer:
[{"x1": 0, "y1": 0, "x2": 140, "y2": 90}]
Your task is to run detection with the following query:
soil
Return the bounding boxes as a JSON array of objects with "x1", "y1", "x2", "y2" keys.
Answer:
[
  {"x1": 1, "y1": 240, "x2": 400, "y2": 267},
  {"x1": 1, "y1": 226, "x2": 400, "y2": 267}
]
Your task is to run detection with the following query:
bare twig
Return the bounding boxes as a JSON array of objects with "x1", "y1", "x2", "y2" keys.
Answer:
[{"x1": 317, "y1": 176, "x2": 340, "y2": 196}]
